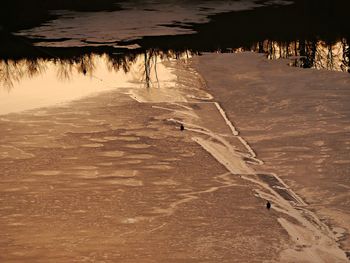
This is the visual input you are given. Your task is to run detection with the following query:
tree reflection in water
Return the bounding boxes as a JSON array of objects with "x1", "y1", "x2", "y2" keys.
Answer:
[
  {"x1": 1, "y1": 39, "x2": 349, "y2": 92},
  {"x1": 0, "y1": 49, "x2": 196, "y2": 91},
  {"x1": 251, "y1": 39, "x2": 350, "y2": 73},
  {"x1": 0, "y1": 58, "x2": 48, "y2": 91}
]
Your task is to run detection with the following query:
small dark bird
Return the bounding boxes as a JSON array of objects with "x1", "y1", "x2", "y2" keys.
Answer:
[
  {"x1": 180, "y1": 124, "x2": 185, "y2": 131},
  {"x1": 266, "y1": 201, "x2": 271, "y2": 210}
]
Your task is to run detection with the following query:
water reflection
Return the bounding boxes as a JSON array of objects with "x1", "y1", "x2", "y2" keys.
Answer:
[
  {"x1": 0, "y1": 50, "x2": 194, "y2": 114},
  {"x1": 0, "y1": 50, "x2": 193, "y2": 90},
  {"x1": 1, "y1": 38, "x2": 348, "y2": 92},
  {"x1": 1, "y1": 38, "x2": 349, "y2": 114},
  {"x1": 251, "y1": 39, "x2": 350, "y2": 73},
  {"x1": 15, "y1": 0, "x2": 268, "y2": 47}
]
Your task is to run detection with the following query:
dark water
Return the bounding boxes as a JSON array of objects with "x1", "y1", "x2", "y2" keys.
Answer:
[{"x1": 2, "y1": 1, "x2": 349, "y2": 69}]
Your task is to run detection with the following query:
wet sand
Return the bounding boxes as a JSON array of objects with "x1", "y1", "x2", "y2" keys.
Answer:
[
  {"x1": 192, "y1": 52, "x2": 350, "y2": 261},
  {"x1": 0, "y1": 54, "x2": 349, "y2": 262}
]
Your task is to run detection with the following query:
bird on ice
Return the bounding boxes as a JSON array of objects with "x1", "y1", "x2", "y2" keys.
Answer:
[{"x1": 266, "y1": 201, "x2": 271, "y2": 210}]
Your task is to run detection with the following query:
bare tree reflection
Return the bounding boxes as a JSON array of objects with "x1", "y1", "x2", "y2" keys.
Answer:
[
  {"x1": 1, "y1": 40, "x2": 347, "y2": 93},
  {"x1": 249, "y1": 39, "x2": 349, "y2": 73},
  {"x1": 76, "y1": 54, "x2": 96, "y2": 76},
  {"x1": 341, "y1": 38, "x2": 350, "y2": 73},
  {"x1": 144, "y1": 51, "x2": 151, "y2": 88},
  {"x1": 0, "y1": 59, "x2": 47, "y2": 91},
  {"x1": 130, "y1": 49, "x2": 196, "y2": 89},
  {"x1": 55, "y1": 59, "x2": 74, "y2": 81},
  {"x1": 0, "y1": 49, "x2": 195, "y2": 92},
  {"x1": 105, "y1": 53, "x2": 138, "y2": 73},
  {"x1": 154, "y1": 55, "x2": 160, "y2": 89}
]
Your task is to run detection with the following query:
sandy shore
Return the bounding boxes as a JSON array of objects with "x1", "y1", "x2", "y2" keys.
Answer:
[{"x1": 0, "y1": 53, "x2": 349, "y2": 262}]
